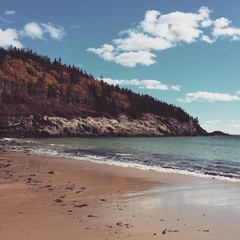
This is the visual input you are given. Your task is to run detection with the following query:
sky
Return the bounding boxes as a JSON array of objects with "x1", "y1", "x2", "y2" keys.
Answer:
[{"x1": 0, "y1": 0, "x2": 240, "y2": 134}]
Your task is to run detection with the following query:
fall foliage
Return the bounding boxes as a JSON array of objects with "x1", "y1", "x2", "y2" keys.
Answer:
[{"x1": 0, "y1": 47, "x2": 195, "y2": 123}]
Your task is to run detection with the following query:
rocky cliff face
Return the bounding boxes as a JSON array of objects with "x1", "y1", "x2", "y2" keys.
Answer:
[
  {"x1": 0, "y1": 113, "x2": 207, "y2": 138},
  {"x1": 0, "y1": 48, "x2": 209, "y2": 137}
]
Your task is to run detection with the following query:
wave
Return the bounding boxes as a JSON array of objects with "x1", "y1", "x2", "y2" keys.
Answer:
[
  {"x1": 29, "y1": 147, "x2": 240, "y2": 183},
  {"x1": 3, "y1": 137, "x2": 240, "y2": 184}
]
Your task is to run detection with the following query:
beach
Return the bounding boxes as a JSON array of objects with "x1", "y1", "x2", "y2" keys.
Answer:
[{"x1": 1, "y1": 150, "x2": 240, "y2": 240}]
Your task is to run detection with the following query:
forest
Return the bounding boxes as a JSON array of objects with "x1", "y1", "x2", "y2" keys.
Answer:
[{"x1": 0, "y1": 47, "x2": 194, "y2": 123}]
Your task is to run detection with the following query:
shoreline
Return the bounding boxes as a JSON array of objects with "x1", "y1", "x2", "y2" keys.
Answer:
[
  {"x1": 1, "y1": 136, "x2": 240, "y2": 184},
  {"x1": 1, "y1": 150, "x2": 240, "y2": 239},
  {"x1": 0, "y1": 113, "x2": 207, "y2": 138}
]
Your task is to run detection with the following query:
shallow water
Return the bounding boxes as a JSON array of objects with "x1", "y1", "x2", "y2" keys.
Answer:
[{"x1": 8, "y1": 135, "x2": 240, "y2": 182}]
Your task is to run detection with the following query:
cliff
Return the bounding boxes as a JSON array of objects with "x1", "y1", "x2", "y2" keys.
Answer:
[
  {"x1": 0, "y1": 114, "x2": 207, "y2": 138},
  {"x1": 0, "y1": 47, "x2": 207, "y2": 137}
]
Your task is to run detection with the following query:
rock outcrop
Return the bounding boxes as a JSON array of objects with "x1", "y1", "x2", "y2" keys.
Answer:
[
  {"x1": 0, "y1": 114, "x2": 207, "y2": 138},
  {"x1": 208, "y1": 131, "x2": 230, "y2": 136}
]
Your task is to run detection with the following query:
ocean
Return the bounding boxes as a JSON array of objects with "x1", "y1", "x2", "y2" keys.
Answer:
[{"x1": 4, "y1": 136, "x2": 240, "y2": 182}]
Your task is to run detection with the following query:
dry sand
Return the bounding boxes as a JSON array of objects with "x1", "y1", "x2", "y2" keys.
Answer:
[{"x1": 1, "y1": 150, "x2": 240, "y2": 240}]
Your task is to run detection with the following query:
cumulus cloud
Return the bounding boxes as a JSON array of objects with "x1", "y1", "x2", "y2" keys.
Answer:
[
  {"x1": 212, "y1": 17, "x2": 240, "y2": 40},
  {"x1": 88, "y1": 45, "x2": 156, "y2": 67},
  {"x1": 20, "y1": 21, "x2": 65, "y2": 41},
  {"x1": 41, "y1": 23, "x2": 65, "y2": 40},
  {"x1": 88, "y1": 44, "x2": 114, "y2": 62},
  {"x1": 88, "y1": 6, "x2": 240, "y2": 67},
  {"x1": 21, "y1": 22, "x2": 44, "y2": 39},
  {"x1": 4, "y1": 10, "x2": 16, "y2": 16},
  {"x1": 0, "y1": 28, "x2": 23, "y2": 48},
  {"x1": 140, "y1": 7, "x2": 210, "y2": 44},
  {"x1": 171, "y1": 85, "x2": 181, "y2": 91},
  {"x1": 113, "y1": 51, "x2": 156, "y2": 67},
  {"x1": 178, "y1": 91, "x2": 240, "y2": 103},
  {"x1": 98, "y1": 77, "x2": 180, "y2": 91},
  {"x1": 0, "y1": 20, "x2": 65, "y2": 48},
  {"x1": 114, "y1": 31, "x2": 173, "y2": 51},
  {"x1": 201, "y1": 35, "x2": 215, "y2": 44}
]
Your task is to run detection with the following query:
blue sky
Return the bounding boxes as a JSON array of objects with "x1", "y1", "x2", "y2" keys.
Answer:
[{"x1": 1, "y1": 0, "x2": 240, "y2": 134}]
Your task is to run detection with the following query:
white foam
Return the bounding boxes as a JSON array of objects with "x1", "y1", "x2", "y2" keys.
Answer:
[
  {"x1": 31, "y1": 148, "x2": 63, "y2": 157},
  {"x1": 28, "y1": 148, "x2": 240, "y2": 184},
  {"x1": 3, "y1": 138, "x2": 16, "y2": 141},
  {"x1": 116, "y1": 153, "x2": 133, "y2": 156},
  {"x1": 76, "y1": 156, "x2": 240, "y2": 183}
]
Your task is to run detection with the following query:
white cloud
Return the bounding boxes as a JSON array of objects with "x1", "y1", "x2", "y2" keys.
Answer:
[
  {"x1": 178, "y1": 91, "x2": 240, "y2": 103},
  {"x1": 138, "y1": 79, "x2": 169, "y2": 90},
  {"x1": 140, "y1": 7, "x2": 209, "y2": 44},
  {"x1": 88, "y1": 6, "x2": 240, "y2": 67},
  {"x1": 201, "y1": 19, "x2": 213, "y2": 28},
  {"x1": 232, "y1": 36, "x2": 240, "y2": 41},
  {"x1": 114, "y1": 51, "x2": 156, "y2": 67},
  {"x1": 98, "y1": 77, "x2": 181, "y2": 91},
  {"x1": 0, "y1": 28, "x2": 23, "y2": 48},
  {"x1": 214, "y1": 17, "x2": 231, "y2": 28},
  {"x1": 21, "y1": 22, "x2": 44, "y2": 39},
  {"x1": 88, "y1": 45, "x2": 156, "y2": 67},
  {"x1": 87, "y1": 44, "x2": 114, "y2": 62},
  {"x1": 0, "y1": 20, "x2": 65, "y2": 49},
  {"x1": 20, "y1": 21, "x2": 65, "y2": 41},
  {"x1": 213, "y1": 26, "x2": 240, "y2": 38},
  {"x1": 171, "y1": 85, "x2": 181, "y2": 91},
  {"x1": 114, "y1": 31, "x2": 173, "y2": 52},
  {"x1": 201, "y1": 35, "x2": 215, "y2": 44},
  {"x1": 41, "y1": 23, "x2": 65, "y2": 40},
  {"x1": 212, "y1": 17, "x2": 240, "y2": 40},
  {"x1": 4, "y1": 10, "x2": 16, "y2": 16}
]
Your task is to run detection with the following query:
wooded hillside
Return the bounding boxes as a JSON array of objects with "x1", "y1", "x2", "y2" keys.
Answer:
[{"x1": 0, "y1": 47, "x2": 195, "y2": 123}]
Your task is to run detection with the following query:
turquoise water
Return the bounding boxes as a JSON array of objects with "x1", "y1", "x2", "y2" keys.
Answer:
[{"x1": 15, "y1": 136, "x2": 240, "y2": 182}]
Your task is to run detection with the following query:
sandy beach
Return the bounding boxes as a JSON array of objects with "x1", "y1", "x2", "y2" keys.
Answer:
[{"x1": 1, "y1": 150, "x2": 240, "y2": 240}]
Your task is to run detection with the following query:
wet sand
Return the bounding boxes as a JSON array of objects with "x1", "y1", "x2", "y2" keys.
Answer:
[{"x1": 1, "y1": 150, "x2": 240, "y2": 240}]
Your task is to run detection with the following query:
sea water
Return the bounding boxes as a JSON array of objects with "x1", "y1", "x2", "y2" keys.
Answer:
[{"x1": 10, "y1": 136, "x2": 240, "y2": 182}]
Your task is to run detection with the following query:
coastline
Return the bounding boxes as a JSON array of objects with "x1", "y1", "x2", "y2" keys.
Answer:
[
  {"x1": 0, "y1": 114, "x2": 207, "y2": 138},
  {"x1": 1, "y1": 150, "x2": 240, "y2": 240}
]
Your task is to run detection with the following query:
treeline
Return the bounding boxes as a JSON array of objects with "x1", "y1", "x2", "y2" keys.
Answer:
[{"x1": 0, "y1": 47, "x2": 193, "y2": 122}]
